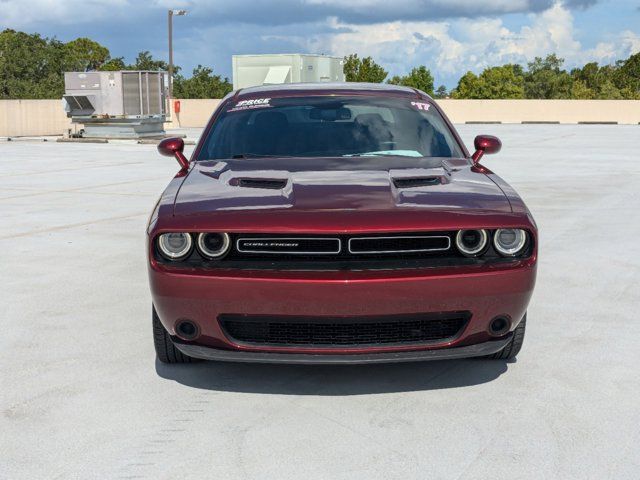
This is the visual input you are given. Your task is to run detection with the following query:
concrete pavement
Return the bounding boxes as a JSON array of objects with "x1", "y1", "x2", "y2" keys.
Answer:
[{"x1": 1, "y1": 125, "x2": 639, "y2": 479}]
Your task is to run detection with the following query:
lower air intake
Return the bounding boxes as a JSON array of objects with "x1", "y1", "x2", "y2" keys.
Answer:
[{"x1": 220, "y1": 313, "x2": 469, "y2": 347}]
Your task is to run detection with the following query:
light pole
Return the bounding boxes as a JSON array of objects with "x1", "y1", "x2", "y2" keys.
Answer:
[{"x1": 168, "y1": 9, "x2": 187, "y2": 99}]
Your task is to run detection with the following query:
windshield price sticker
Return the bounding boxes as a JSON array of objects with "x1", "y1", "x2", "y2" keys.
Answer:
[
  {"x1": 228, "y1": 98, "x2": 272, "y2": 113},
  {"x1": 411, "y1": 101, "x2": 431, "y2": 111}
]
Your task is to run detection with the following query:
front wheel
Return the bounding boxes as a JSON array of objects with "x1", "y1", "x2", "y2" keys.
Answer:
[
  {"x1": 152, "y1": 306, "x2": 198, "y2": 364},
  {"x1": 488, "y1": 314, "x2": 526, "y2": 360}
]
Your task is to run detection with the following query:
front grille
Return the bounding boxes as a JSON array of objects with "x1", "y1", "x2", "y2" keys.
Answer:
[
  {"x1": 348, "y1": 236, "x2": 450, "y2": 254},
  {"x1": 233, "y1": 232, "x2": 453, "y2": 259},
  {"x1": 219, "y1": 313, "x2": 469, "y2": 347}
]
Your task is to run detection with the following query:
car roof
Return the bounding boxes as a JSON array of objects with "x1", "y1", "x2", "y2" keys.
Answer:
[{"x1": 235, "y1": 82, "x2": 430, "y2": 99}]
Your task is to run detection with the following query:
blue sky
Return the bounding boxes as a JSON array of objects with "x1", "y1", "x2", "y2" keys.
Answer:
[{"x1": 1, "y1": 0, "x2": 639, "y2": 88}]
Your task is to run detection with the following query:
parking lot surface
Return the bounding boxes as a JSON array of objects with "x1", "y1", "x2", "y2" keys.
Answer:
[{"x1": 2, "y1": 125, "x2": 639, "y2": 479}]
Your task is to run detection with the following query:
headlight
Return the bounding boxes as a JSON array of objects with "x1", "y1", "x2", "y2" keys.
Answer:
[
  {"x1": 455, "y1": 229, "x2": 488, "y2": 256},
  {"x1": 157, "y1": 232, "x2": 193, "y2": 260},
  {"x1": 197, "y1": 232, "x2": 230, "y2": 259},
  {"x1": 494, "y1": 229, "x2": 527, "y2": 256}
]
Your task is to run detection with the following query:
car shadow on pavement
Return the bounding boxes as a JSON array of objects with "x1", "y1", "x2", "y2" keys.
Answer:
[{"x1": 155, "y1": 358, "x2": 510, "y2": 395}]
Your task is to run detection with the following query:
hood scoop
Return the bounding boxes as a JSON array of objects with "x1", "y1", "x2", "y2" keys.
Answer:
[
  {"x1": 393, "y1": 176, "x2": 441, "y2": 189},
  {"x1": 237, "y1": 178, "x2": 288, "y2": 190},
  {"x1": 390, "y1": 167, "x2": 447, "y2": 190}
]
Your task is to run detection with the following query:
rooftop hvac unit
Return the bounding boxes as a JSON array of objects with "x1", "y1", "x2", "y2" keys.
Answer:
[
  {"x1": 232, "y1": 54, "x2": 345, "y2": 90},
  {"x1": 63, "y1": 71, "x2": 167, "y2": 138}
]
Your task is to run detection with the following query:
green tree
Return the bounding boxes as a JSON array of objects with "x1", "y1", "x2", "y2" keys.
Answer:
[
  {"x1": 597, "y1": 80, "x2": 624, "y2": 99},
  {"x1": 343, "y1": 54, "x2": 388, "y2": 83},
  {"x1": 63, "y1": 37, "x2": 110, "y2": 71},
  {"x1": 570, "y1": 62, "x2": 623, "y2": 99},
  {"x1": 570, "y1": 80, "x2": 595, "y2": 99},
  {"x1": 434, "y1": 85, "x2": 448, "y2": 98},
  {"x1": 130, "y1": 51, "x2": 170, "y2": 71},
  {"x1": 451, "y1": 65, "x2": 524, "y2": 99},
  {"x1": 4, "y1": 28, "x2": 640, "y2": 101},
  {"x1": 572, "y1": 62, "x2": 602, "y2": 91},
  {"x1": 479, "y1": 65, "x2": 524, "y2": 98},
  {"x1": 451, "y1": 71, "x2": 479, "y2": 98},
  {"x1": 619, "y1": 87, "x2": 640, "y2": 100},
  {"x1": 524, "y1": 54, "x2": 573, "y2": 99},
  {"x1": 0, "y1": 29, "x2": 235, "y2": 99},
  {"x1": 387, "y1": 66, "x2": 434, "y2": 95},
  {"x1": 0, "y1": 29, "x2": 65, "y2": 98},
  {"x1": 173, "y1": 65, "x2": 232, "y2": 99},
  {"x1": 613, "y1": 52, "x2": 640, "y2": 98},
  {"x1": 99, "y1": 57, "x2": 127, "y2": 71}
]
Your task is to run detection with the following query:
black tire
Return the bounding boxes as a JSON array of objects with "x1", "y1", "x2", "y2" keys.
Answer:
[
  {"x1": 152, "y1": 306, "x2": 198, "y2": 364},
  {"x1": 488, "y1": 314, "x2": 526, "y2": 360}
]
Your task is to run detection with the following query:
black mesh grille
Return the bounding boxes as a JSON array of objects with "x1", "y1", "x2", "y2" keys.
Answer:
[
  {"x1": 349, "y1": 236, "x2": 449, "y2": 254},
  {"x1": 220, "y1": 313, "x2": 468, "y2": 347}
]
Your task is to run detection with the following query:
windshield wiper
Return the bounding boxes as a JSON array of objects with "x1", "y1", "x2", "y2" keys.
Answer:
[{"x1": 343, "y1": 152, "x2": 423, "y2": 158}]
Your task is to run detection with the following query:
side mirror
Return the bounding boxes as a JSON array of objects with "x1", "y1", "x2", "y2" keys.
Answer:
[
  {"x1": 472, "y1": 135, "x2": 502, "y2": 164},
  {"x1": 158, "y1": 137, "x2": 189, "y2": 171}
]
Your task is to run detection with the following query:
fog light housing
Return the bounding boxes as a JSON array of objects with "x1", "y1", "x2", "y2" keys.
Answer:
[
  {"x1": 489, "y1": 316, "x2": 511, "y2": 336},
  {"x1": 175, "y1": 320, "x2": 199, "y2": 341},
  {"x1": 494, "y1": 229, "x2": 527, "y2": 256}
]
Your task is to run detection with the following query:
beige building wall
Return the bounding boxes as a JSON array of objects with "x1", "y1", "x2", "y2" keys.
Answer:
[
  {"x1": 169, "y1": 99, "x2": 640, "y2": 128},
  {"x1": 0, "y1": 99, "x2": 78, "y2": 137},
  {"x1": 2, "y1": 98, "x2": 639, "y2": 137},
  {"x1": 167, "y1": 99, "x2": 222, "y2": 129},
  {"x1": 438, "y1": 99, "x2": 640, "y2": 125}
]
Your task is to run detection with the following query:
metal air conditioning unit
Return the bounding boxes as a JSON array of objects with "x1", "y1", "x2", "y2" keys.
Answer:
[
  {"x1": 232, "y1": 54, "x2": 345, "y2": 90},
  {"x1": 63, "y1": 71, "x2": 167, "y2": 138}
]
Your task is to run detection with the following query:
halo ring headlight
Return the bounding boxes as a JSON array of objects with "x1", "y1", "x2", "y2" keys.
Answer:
[
  {"x1": 456, "y1": 229, "x2": 488, "y2": 256},
  {"x1": 494, "y1": 229, "x2": 527, "y2": 256},
  {"x1": 158, "y1": 232, "x2": 193, "y2": 260},
  {"x1": 197, "y1": 232, "x2": 230, "y2": 259}
]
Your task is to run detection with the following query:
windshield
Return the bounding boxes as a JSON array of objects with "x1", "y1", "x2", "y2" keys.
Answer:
[{"x1": 197, "y1": 95, "x2": 464, "y2": 161}]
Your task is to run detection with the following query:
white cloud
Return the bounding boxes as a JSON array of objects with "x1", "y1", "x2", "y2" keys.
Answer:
[
  {"x1": 0, "y1": 0, "x2": 595, "y2": 28},
  {"x1": 0, "y1": 0, "x2": 636, "y2": 84},
  {"x1": 585, "y1": 30, "x2": 640, "y2": 64},
  {"x1": 290, "y1": 2, "x2": 639, "y2": 85}
]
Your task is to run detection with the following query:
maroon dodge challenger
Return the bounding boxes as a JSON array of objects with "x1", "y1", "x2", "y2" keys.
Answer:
[{"x1": 148, "y1": 83, "x2": 537, "y2": 364}]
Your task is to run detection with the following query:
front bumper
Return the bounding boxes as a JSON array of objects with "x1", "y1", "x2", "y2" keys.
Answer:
[
  {"x1": 173, "y1": 335, "x2": 512, "y2": 364},
  {"x1": 150, "y1": 258, "x2": 536, "y2": 357}
]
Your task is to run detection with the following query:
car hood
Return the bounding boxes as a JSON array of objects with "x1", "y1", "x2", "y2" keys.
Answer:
[{"x1": 173, "y1": 157, "x2": 512, "y2": 217}]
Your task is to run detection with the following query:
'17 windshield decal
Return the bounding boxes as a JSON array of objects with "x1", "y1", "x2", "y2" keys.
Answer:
[{"x1": 411, "y1": 101, "x2": 431, "y2": 111}]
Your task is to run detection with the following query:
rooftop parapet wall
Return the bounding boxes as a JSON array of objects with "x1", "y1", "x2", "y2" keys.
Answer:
[
  {"x1": 166, "y1": 99, "x2": 640, "y2": 129},
  {"x1": 438, "y1": 99, "x2": 640, "y2": 125},
  {"x1": 2, "y1": 99, "x2": 639, "y2": 137},
  {"x1": 0, "y1": 100, "x2": 77, "y2": 137}
]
